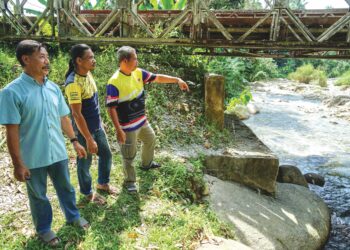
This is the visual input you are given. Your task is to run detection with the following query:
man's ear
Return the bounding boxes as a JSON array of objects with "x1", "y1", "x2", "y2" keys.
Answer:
[
  {"x1": 76, "y1": 57, "x2": 82, "y2": 66},
  {"x1": 21, "y1": 55, "x2": 30, "y2": 67}
]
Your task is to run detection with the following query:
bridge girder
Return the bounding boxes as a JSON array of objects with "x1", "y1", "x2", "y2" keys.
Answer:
[{"x1": 1, "y1": 0, "x2": 350, "y2": 59}]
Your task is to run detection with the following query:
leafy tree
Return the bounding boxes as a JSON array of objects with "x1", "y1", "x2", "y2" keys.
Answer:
[
  {"x1": 289, "y1": 0, "x2": 307, "y2": 10},
  {"x1": 209, "y1": 0, "x2": 244, "y2": 9},
  {"x1": 139, "y1": 0, "x2": 187, "y2": 10},
  {"x1": 244, "y1": 0, "x2": 263, "y2": 9},
  {"x1": 82, "y1": 0, "x2": 115, "y2": 10}
]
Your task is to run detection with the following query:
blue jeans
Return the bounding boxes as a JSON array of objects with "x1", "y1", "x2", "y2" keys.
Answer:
[
  {"x1": 26, "y1": 159, "x2": 80, "y2": 234},
  {"x1": 77, "y1": 128, "x2": 112, "y2": 195}
]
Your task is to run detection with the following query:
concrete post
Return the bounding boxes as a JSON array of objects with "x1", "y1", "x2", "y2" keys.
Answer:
[{"x1": 204, "y1": 73, "x2": 225, "y2": 129}]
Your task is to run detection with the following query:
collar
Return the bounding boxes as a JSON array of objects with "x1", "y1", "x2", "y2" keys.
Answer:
[
  {"x1": 20, "y1": 72, "x2": 48, "y2": 86},
  {"x1": 119, "y1": 68, "x2": 132, "y2": 76},
  {"x1": 75, "y1": 71, "x2": 89, "y2": 77}
]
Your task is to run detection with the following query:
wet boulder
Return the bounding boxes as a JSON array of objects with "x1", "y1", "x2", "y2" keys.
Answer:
[
  {"x1": 277, "y1": 165, "x2": 308, "y2": 188},
  {"x1": 247, "y1": 103, "x2": 260, "y2": 114},
  {"x1": 225, "y1": 104, "x2": 250, "y2": 120},
  {"x1": 304, "y1": 173, "x2": 325, "y2": 187}
]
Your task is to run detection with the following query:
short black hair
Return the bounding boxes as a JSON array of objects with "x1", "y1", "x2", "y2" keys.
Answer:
[
  {"x1": 116, "y1": 46, "x2": 136, "y2": 64},
  {"x1": 16, "y1": 40, "x2": 45, "y2": 67}
]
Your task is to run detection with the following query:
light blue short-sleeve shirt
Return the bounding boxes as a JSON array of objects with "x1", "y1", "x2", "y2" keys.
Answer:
[{"x1": 0, "y1": 72, "x2": 70, "y2": 169}]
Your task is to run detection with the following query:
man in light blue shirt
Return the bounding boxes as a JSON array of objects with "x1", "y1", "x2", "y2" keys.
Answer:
[{"x1": 0, "y1": 40, "x2": 89, "y2": 247}]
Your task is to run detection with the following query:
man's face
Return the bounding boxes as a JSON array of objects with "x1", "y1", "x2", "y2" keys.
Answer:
[
  {"x1": 22, "y1": 47, "x2": 50, "y2": 77},
  {"x1": 124, "y1": 51, "x2": 138, "y2": 71},
  {"x1": 77, "y1": 49, "x2": 96, "y2": 72}
]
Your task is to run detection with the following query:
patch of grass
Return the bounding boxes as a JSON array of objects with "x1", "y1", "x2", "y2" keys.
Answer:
[
  {"x1": 288, "y1": 64, "x2": 327, "y2": 87},
  {"x1": 336, "y1": 70, "x2": 350, "y2": 86},
  {"x1": 0, "y1": 153, "x2": 234, "y2": 249}
]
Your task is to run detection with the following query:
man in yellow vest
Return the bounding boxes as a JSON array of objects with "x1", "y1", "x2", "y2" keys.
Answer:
[{"x1": 106, "y1": 46, "x2": 189, "y2": 192}]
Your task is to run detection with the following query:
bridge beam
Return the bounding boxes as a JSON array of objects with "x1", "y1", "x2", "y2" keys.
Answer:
[
  {"x1": 158, "y1": 0, "x2": 232, "y2": 41},
  {"x1": 0, "y1": 0, "x2": 28, "y2": 34},
  {"x1": 1, "y1": 1, "x2": 350, "y2": 59},
  {"x1": 318, "y1": 12, "x2": 350, "y2": 42}
]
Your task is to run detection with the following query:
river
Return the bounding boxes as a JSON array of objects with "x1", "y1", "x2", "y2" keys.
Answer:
[{"x1": 243, "y1": 79, "x2": 350, "y2": 249}]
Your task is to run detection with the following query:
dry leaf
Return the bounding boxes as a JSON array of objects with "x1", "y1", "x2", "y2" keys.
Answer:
[
  {"x1": 127, "y1": 232, "x2": 139, "y2": 239},
  {"x1": 204, "y1": 141, "x2": 211, "y2": 149}
]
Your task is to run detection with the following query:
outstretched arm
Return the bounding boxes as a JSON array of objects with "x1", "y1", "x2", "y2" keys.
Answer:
[{"x1": 154, "y1": 74, "x2": 189, "y2": 91}]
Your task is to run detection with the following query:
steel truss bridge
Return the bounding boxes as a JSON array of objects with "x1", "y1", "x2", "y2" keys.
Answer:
[{"x1": 2, "y1": 0, "x2": 350, "y2": 59}]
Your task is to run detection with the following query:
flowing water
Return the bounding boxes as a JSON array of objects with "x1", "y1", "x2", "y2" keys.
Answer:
[{"x1": 243, "y1": 80, "x2": 350, "y2": 249}]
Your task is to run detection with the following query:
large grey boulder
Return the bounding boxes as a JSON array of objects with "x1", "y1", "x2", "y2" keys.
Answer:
[
  {"x1": 205, "y1": 175, "x2": 330, "y2": 250},
  {"x1": 204, "y1": 154, "x2": 279, "y2": 194}
]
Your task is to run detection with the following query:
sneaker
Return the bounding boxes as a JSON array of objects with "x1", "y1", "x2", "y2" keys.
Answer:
[
  {"x1": 126, "y1": 182, "x2": 138, "y2": 193},
  {"x1": 140, "y1": 161, "x2": 161, "y2": 171}
]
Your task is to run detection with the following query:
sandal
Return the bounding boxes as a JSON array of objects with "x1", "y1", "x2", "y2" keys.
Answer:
[
  {"x1": 140, "y1": 161, "x2": 161, "y2": 171},
  {"x1": 70, "y1": 217, "x2": 90, "y2": 230},
  {"x1": 86, "y1": 192, "x2": 106, "y2": 205},
  {"x1": 96, "y1": 183, "x2": 119, "y2": 195},
  {"x1": 38, "y1": 230, "x2": 61, "y2": 247}
]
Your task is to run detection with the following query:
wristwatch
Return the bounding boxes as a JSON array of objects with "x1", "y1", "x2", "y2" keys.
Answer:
[{"x1": 70, "y1": 137, "x2": 78, "y2": 143}]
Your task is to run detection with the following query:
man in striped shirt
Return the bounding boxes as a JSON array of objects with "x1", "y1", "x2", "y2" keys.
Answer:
[{"x1": 106, "y1": 46, "x2": 189, "y2": 192}]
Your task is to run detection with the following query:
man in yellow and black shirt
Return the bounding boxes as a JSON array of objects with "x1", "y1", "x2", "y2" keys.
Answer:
[
  {"x1": 106, "y1": 46, "x2": 189, "y2": 192},
  {"x1": 65, "y1": 44, "x2": 117, "y2": 204}
]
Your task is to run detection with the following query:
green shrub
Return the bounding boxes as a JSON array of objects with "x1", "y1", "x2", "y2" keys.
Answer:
[
  {"x1": 277, "y1": 58, "x2": 350, "y2": 78},
  {"x1": 226, "y1": 88, "x2": 252, "y2": 112},
  {"x1": 49, "y1": 51, "x2": 69, "y2": 85},
  {"x1": 250, "y1": 58, "x2": 278, "y2": 81},
  {"x1": 0, "y1": 48, "x2": 20, "y2": 87},
  {"x1": 311, "y1": 69, "x2": 327, "y2": 87},
  {"x1": 336, "y1": 70, "x2": 350, "y2": 86},
  {"x1": 288, "y1": 64, "x2": 314, "y2": 84},
  {"x1": 288, "y1": 64, "x2": 327, "y2": 87}
]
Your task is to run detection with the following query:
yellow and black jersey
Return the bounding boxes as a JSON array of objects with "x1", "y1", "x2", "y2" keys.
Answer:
[
  {"x1": 65, "y1": 71, "x2": 101, "y2": 132},
  {"x1": 106, "y1": 68, "x2": 156, "y2": 132}
]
